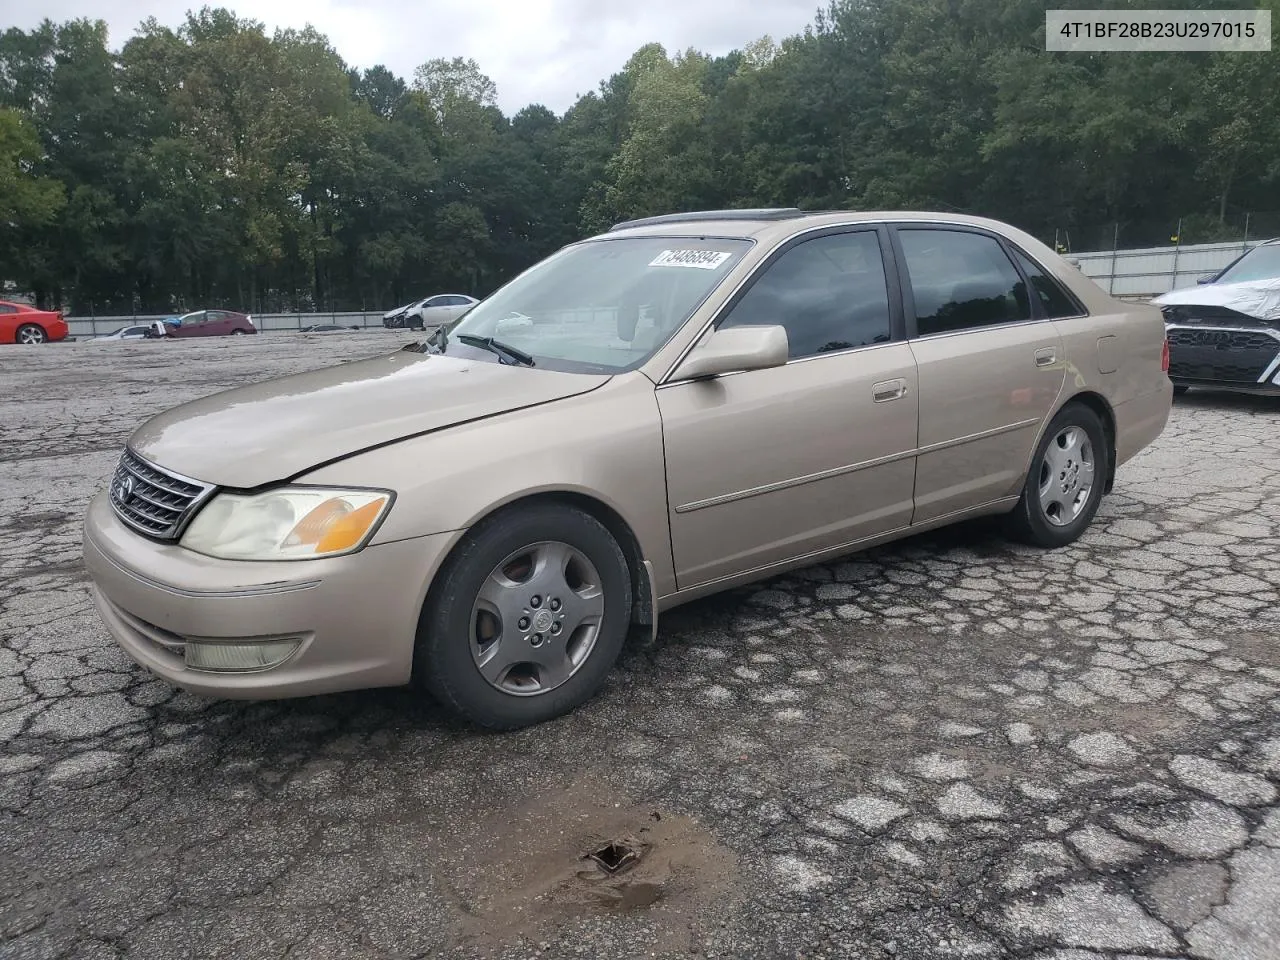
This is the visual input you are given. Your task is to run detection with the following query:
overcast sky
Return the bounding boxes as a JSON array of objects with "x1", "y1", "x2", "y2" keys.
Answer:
[{"x1": 2, "y1": 0, "x2": 821, "y2": 114}]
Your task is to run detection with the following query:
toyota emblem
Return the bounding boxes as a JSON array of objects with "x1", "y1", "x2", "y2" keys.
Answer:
[{"x1": 116, "y1": 474, "x2": 136, "y2": 504}]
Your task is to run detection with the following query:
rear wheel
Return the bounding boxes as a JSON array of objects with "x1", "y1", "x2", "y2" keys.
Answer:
[
  {"x1": 1004, "y1": 403, "x2": 1109, "y2": 548},
  {"x1": 230, "y1": 328, "x2": 245, "y2": 335},
  {"x1": 416, "y1": 503, "x2": 632, "y2": 730},
  {"x1": 16, "y1": 324, "x2": 47, "y2": 345}
]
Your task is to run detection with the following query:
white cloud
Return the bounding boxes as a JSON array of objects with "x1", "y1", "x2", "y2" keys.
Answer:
[{"x1": 0, "y1": 0, "x2": 819, "y2": 114}]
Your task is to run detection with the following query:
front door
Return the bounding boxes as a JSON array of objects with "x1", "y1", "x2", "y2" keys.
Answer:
[
  {"x1": 658, "y1": 227, "x2": 920, "y2": 589},
  {"x1": 892, "y1": 225, "x2": 1065, "y2": 524}
]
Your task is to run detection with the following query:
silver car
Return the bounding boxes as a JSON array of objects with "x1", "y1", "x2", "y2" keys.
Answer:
[{"x1": 405, "y1": 294, "x2": 478, "y2": 330}]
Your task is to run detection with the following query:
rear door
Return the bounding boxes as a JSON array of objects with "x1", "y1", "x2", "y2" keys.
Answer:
[
  {"x1": 658, "y1": 225, "x2": 920, "y2": 588},
  {"x1": 447, "y1": 295, "x2": 475, "y2": 320},
  {"x1": 419, "y1": 296, "x2": 452, "y2": 327},
  {"x1": 891, "y1": 225, "x2": 1064, "y2": 525}
]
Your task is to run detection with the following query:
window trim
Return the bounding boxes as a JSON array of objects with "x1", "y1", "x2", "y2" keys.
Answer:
[{"x1": 710, "y1": 224, "x2": 904, "y2": 359}]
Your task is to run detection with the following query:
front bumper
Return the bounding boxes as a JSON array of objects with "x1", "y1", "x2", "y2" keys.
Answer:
[
  {"x1": 1166, "y1": 324, "x2": 1280, "y2": 392},
  {"x1": 82, "y1": 490, "x2": 455, "y2": 699}
]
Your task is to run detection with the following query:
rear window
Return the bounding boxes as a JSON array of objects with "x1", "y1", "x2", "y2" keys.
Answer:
[
  {"x1": 1010, "y1": 248, "x2": 1084, "y2": 319},
  {"x1": 899, "y1": 228, "x2": 1032, "y2": 335}
]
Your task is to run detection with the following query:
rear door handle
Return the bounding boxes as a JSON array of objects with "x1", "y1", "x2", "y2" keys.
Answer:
[
  {"x1": 1034, "y1": 347, "x2": 1057, "y2": 367},
  {"x1": 873, "y1": 378, "x2": 907, "y2": 402}
]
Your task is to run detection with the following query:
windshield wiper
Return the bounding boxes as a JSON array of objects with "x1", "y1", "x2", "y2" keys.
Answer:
[{"x1": 456, "y1": 334, "x2": 536, "y2": 367}]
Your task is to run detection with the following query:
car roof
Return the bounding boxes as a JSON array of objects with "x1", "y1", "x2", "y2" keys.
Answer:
[{"x1": 597, "y1": 208, "x2": 1048, "y2": 242}]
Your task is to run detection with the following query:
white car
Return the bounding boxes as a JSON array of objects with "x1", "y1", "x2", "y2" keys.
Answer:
[
  {"x1": 404, "y1": 294, "x2": 478, "y2": 330},
  {"x1": 89, "y1": 324, "x2": 153, "y2": 342}
]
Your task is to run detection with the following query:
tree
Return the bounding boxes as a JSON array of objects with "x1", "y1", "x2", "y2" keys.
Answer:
[{"x1": 0, "y1": 108, "x2": 65, "y2": 297}]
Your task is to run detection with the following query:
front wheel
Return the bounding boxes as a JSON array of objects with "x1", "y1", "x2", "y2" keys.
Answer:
[
  {"x1": 1004, "y1": 403, "x2": 1109, "y2": 548},
  {"x1": 416, "y1": 503, "x2": 632, "y2": 729},
  {"x1": 16, "y1": 324, "x2": 47, "y2": 345}
]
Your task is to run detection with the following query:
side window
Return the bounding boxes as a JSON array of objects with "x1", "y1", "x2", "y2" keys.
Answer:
[
  {"x1": 719, "y1": 231, "x2": 893, "y2": 360},
  {"x1": 1010, "y1": 247, "x2": 1084, "y2": 319},
  {"x1": 899, "y1": 229, "x2": 1032, "y2": 336},
  {"x1": 426, "y1": 296, "x2": 447, "y2": 308}
]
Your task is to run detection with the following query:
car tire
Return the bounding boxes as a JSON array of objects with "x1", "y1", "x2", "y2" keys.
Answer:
[
  {"x1": 16, "y1": 323, "x2": 47, "y2": 345},
  {"x1": 230, "y1": 329, "x2": 245, "y2": 336},
  {"x1": 1004, "y1": 402, "x2": 1110, "y2": 549},
  {"x1": 416, "y1": 503, "x2": 633, "y2": 730}
]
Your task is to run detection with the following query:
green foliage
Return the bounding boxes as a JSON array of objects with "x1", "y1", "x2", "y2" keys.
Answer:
[{"x1": 1, "y1": 0, "x2": 1278, "y2": 312}]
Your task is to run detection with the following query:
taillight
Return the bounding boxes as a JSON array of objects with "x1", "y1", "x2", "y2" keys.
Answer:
[{"x1": 1161, "y1": 338, "x2": 1170, "y2": 373}]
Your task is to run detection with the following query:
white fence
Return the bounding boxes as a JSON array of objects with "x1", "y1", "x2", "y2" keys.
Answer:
[
  {"x1": 64, "y1": 311, "x2": 388, "y2": 340},
  {"x1": 1069, "y1": 239, "x2": 1261, "y2": 299}
]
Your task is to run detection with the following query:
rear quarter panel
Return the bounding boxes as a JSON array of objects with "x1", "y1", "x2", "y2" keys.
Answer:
[
  {"x1": 990, "y1": 225, "x2": 1171, "y2": 473},
  {"x1": 1052, "y1": 302, "x2": 1171, "y2": 470}
]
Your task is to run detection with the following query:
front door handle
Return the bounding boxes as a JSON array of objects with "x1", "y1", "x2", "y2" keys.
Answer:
[
  {"x1": 873, "y1": 378, "x2": 907, "y2": 402},
  {"x1": 1034, "y1": 347, "x2": 1057, "y2": 367}
]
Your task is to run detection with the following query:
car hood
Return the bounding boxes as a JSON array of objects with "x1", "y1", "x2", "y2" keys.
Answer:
[
  {"x1": 1154, "y1": 277, "x2": 1280, "y2": 323},
  {"x1": 128, "y1": 351, "x2": 611, "y2": 488}
]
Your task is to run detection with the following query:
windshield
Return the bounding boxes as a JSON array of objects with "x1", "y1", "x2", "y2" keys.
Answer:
[
  {"x1": 437, "y1": 236, "x2": 753, "y2": 373},
  {"x1": 1216, "y1": 245, "x2": 1280, "y2": 285}
]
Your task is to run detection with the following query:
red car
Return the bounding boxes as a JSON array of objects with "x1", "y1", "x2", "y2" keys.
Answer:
[
  {"x1": 0, "y1": 300, "x2": 69, "y2": 345},
  {"x1": 157, "y1": 309, "x2": 257, "y2": 337}
]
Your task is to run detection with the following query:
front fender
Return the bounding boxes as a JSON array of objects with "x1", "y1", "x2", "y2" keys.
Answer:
[{"x1": 295, "y1": 373, "x2": 676, "y2": 597}]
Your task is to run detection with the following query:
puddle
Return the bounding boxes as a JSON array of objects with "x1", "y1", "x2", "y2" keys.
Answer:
[{"x1": 433, "y1": 776, "x2": 739, "y2": 955}]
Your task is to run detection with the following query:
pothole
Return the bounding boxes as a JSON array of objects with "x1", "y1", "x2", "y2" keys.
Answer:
[{"x1": 587, "y1": 841, "x2": 641, "y2": 875}]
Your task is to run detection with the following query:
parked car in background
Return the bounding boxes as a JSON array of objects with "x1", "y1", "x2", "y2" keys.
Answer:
[
  {"x1": 149, "y1": 310, "x2": 257, "y2": 338},
  {"x1": 1, "y1": 300, "x2": 69, "y2": 344},
  {"x1": 1154, "y1": 237, "x2": 1280, "y2": 396},
  {"x1": 90, "y1": 324, "x2": 153, "y2": 342},
  {"x1": 84, "y1": 209, "x2": 1172, "y2": 731},
  {"x1": 404, "y1": 294, "x2": 477, "y2": 330}
]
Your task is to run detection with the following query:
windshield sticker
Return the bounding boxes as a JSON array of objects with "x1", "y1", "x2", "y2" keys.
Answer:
[{"x1": 648, "y1": 249, "x2": 733, "y2": 270}]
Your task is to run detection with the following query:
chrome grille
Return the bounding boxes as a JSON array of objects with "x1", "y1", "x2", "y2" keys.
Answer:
[{"x1": 108, "y1": 450, "x2": 214, "y2": 539}]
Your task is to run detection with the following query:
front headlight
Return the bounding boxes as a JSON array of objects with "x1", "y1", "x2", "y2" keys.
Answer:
[{"x1": 180, "y1": 487, "x2": 393, "y2": 561}]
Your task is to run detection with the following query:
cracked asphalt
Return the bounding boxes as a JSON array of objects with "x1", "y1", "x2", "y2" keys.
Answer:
[{"x1": 2, "y1": 333, "x2": 1279, "y2": 960}]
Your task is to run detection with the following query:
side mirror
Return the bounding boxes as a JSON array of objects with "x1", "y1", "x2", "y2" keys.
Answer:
[{"x1": 673, "y1": 325, "x2": 789, "y2": 381}]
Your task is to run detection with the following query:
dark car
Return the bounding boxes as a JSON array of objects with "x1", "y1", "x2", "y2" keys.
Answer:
[
  {"x1": 151, "y1": 310, "x2": 257, "y2": 338},
  {"x1": 1154, "y1": 238, "x2": 1280, "y2": 396}
]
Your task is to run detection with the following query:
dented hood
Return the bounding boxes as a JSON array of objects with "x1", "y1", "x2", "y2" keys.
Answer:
[
  {"x1": 1154, "y1": 277, "x2": 1280, "y2": 323},
  {"x1": 128, "y1": 351, "x2": 610, "y2": 488}
]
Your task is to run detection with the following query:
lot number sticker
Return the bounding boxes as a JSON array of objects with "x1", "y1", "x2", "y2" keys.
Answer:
[{"x1": 648, "y1": 249, "x2": 732, "y2": 270}]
